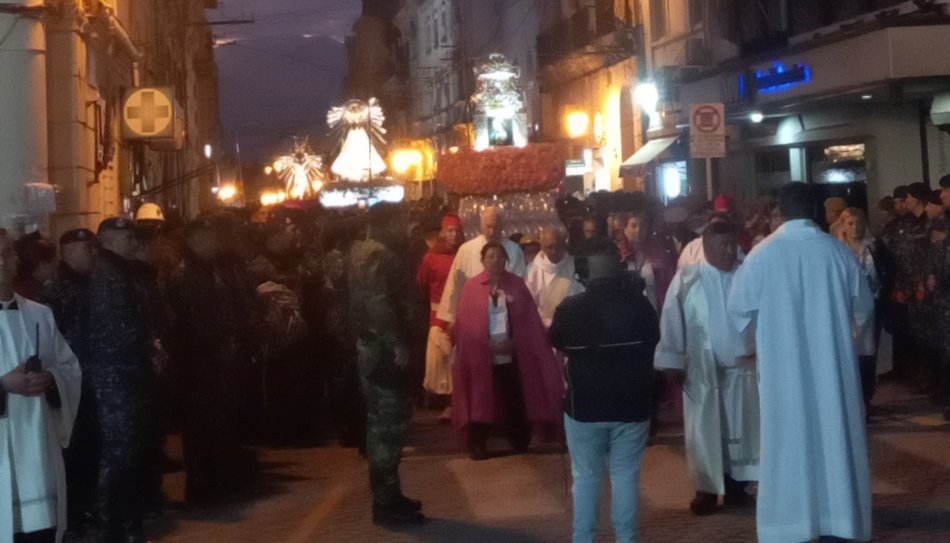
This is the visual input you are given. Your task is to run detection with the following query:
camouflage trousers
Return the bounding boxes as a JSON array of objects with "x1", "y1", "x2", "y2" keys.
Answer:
[{"x1": 357, "y1": 339, "x2": 412, "y2": 507}]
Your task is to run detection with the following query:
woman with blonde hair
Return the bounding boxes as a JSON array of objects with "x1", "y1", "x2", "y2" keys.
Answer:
[{"x1": 837, "y1": 207, "x2": 882, "y2": 411}]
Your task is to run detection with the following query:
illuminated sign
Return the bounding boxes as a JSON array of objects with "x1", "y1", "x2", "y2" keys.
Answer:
[{"x1": 740, "y1": 63, "x2": 812, "y2": 98}]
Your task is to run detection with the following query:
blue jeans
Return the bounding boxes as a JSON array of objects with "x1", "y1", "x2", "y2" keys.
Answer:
[{"x1": 564, "y1": 414, "x2": 649, "y2": 543}]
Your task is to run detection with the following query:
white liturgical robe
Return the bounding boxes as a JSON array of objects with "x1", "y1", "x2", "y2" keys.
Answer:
[
  {"x1": 524, "y1": 253, "x2": 584, "y2": 328},
  {"x1": 436, "y1": 235, "x2": 526, "y2": 323},
  {"x1": 728, "y1": 219, "x2": 874, "y2": 543},
  {"x1": 0, "y1": 295, "x2": 81, "y2": 543},
  {"x1": 655, "y1": 263, "x2": 758, "y2": 495}
]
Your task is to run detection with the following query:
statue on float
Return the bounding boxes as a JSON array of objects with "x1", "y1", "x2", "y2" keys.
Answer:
[
  {"x1": 272, "y1": 139, "x2": 326, "y2": 200},
  {"x1": 471, "y1": 53, "x2": 528, "y2": 150},
  {"x1": 327, "y1": 97, "x2": 388, "y2": 182}
]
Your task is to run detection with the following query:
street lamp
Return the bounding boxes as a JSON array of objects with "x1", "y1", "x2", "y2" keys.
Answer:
[
  {"x1": 217, "y1": 184, "x2": 237, "y2": 202},
  {"x1": 566, "y1": 111, "x2": 590, "y2": 139},
  {"x1": 204, "y1": 144, "x2": 213, "y2": 159},
  {"x1": 390, "y1": 149, "x2": 424, "y2": 175},
  {"x1": 750, "y1": 112, "x2": 764, "y2": 123},
  {"x1": 634, "y1": 83, "x2": 661, "y2": 131}
]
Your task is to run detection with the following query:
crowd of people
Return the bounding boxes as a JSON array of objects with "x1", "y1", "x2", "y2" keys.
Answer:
[{"x1": 1, "y1": 174, "x2": 949, "y2": 543}]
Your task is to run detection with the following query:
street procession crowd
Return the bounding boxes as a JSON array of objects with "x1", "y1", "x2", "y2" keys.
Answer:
[{"x1": 2, "y1": 176, "x2": 950, "y2": 543}]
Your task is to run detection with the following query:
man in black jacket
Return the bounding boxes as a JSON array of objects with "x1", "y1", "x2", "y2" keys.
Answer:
[{"x1": 549, "y1": 238, "x2": 659, "y2": 543}]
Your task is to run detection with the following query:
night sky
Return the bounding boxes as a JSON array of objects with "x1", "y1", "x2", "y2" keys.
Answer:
[{"x1": 210, "y1": 0, "x2": 361, "y2": 164}]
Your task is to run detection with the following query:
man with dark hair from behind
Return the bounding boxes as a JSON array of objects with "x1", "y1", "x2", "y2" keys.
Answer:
[
  {"x1": 348, "y1": 203, "x2": 425, "y2": 526},
  {"x1": 550, "y1": 238, "x2": 659, "y2": 543},
  {"x1": 729, "y1": 182, "x2": 875, "y2": 542}
]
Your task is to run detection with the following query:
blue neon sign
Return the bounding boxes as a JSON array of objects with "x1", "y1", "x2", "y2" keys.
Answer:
[{"x1": 739, "y1": 62, "x2": 812, "y2": 98}]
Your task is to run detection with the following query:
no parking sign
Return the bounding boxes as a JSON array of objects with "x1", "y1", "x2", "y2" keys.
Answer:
[{"x1": 689, "y1": 103, "x2": 726, "y2": 159}]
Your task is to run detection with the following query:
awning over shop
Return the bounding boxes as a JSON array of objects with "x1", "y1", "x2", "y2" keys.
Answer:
[{"x1": 619, "y1": 137, "x2": 678, "y2": 177}]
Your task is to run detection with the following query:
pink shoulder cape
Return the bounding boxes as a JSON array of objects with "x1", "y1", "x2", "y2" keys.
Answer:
[{"x1": 451, "y1": 271, "x2": 564, "y2": 431}]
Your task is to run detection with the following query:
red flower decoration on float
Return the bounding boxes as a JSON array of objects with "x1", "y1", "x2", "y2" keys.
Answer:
[{"x1": 438, "y1": 143, "x2": 567, "y2": 195}]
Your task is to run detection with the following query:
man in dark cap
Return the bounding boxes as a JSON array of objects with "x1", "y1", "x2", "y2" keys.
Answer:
[
  {"x1": 38, "y1": 229, "x2": 99, "y2": 535},
  {"x1": 87, "y1": 217, "x2": 154, "y2": 543},
  {"x1": 885, "y1": 184, "x2": 931, "y2": 382},
  {"x1": 166, "y1": 217, "x2": 256, "y2": 502}
]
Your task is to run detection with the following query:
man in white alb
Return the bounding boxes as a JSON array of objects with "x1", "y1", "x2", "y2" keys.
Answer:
[
  {"x1": 729, "y1": 183, "x2": 874, "y2": 543},
  {"x1": 436, "y1": 206, "x2": 526, "y2": 324},
  {"x1": 525, "y1": 229, "x2": 584, "y2": 329},
  {"x1": 0, "y1": 233, "x2": 82, "y2": 543},
  {"x1": 656, "y1": 221, "x2": 759, "y2": 516}
]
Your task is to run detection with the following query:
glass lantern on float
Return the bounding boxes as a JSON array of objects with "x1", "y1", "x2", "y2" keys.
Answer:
[{"x1": 472, "y1": 54, "x2": 528, "y2": 151}]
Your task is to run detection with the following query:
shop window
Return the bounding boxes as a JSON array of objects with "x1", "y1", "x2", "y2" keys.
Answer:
[
  {"x1": 656, "y1": 160, "x2": 687, "y2": 204},
  {"x1": 809, "y1": 143, "x2": 866, "y2": 185},
  {"x1": 755, "y1": 149, "x2": 791, "y2": 196}
]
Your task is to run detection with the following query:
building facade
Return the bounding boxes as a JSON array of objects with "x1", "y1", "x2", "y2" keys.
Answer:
[
  {"x1": 536, "y1": 0, "x2": 643, "y2": 193},
  {"x1": 0, "y1": 0, "x2": 219, "y2": 237},
  {"x1": 640, "y1": 0, "x2": 950, "y2": 221}
]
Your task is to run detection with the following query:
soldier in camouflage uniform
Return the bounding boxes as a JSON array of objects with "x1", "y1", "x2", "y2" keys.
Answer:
[
  {"x1": 348, "y1": 203, "x2": 425, "y2": 526},
  {"x1": 87, "y1": 218, "x2": 154, "y2": 543},
  {"x1": 39, "y1": 228, "x2": 99, "y2": 534}
]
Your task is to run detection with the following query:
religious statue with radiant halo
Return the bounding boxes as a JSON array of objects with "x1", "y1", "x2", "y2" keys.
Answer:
[{"x1": 327, "y1": 98, "x2": 388, "y2": 182}]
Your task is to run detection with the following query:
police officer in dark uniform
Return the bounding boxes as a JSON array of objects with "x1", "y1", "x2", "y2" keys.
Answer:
[
  {"x1": 87, "y1": 217, "x2": 153, "y2": 543},
  {"x1": 888, "y1": 183, "x2": 931, "y2": 381},
  {"x1": 166, "y1": 217, "x2": 255, "y2": 502},
  {"x1": 39, "y1": 228, "x2": 98, "y2": 535}
]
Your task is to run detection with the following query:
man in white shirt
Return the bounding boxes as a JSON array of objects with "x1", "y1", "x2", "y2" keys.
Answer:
[
  {"x1": 436, "y1": 207, "x2": 526, "y2": 324},
  {"x1": 525, "y1": 228, "x2": 583, "y2": 328},
  {"x1": 729, "y1": 183, "x2": 874, "y2": 542},
  {"x1": 656, "y1": 222, "x2": 759, "y2": 517},
  {"x1": 0, "y1": 233, "x2": 82, "y2": 543}
]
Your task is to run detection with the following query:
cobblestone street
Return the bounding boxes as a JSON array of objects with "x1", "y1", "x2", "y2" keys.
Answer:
[{"x1": 147, "y1": 382, "x2": 950, "y2": 542}]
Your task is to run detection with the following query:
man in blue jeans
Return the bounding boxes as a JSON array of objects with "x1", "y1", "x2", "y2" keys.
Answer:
[{"x1": 550, "y1": 238, "x2": 660, "y2": 543}]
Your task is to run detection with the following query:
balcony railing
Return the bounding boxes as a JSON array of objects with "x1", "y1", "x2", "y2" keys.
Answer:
[{"x1": 537, "y1": 0, "x2": 628, "y2": 69}]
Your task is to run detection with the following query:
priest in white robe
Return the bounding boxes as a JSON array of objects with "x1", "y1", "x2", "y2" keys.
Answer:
[
  {"x1": 436, "y1": 207, "x2": 526, "y2": 324},
  {"x1": 656, "y1": 222, "x2": 759, "y2": 516},
  {"x1": 525, "y1": 229, "x2": 584, "y2": 329},
  {"x1": 728, "y1": 183, "x2": 874, "y2": 543},
  {"x1": 677, "y1": 212, "x2": 746, "y2": 271},
  {"x1": 0, "y1": 234, "x2": 82, "y2": 543}
]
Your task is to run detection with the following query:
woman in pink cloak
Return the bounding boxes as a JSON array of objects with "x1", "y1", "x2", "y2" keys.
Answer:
[{"x1": 452, "y1": 242, "x2": 564, "y2": 460}]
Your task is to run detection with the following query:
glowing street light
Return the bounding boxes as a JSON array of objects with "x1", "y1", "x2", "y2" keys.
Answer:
[
  {"x1": 750, "y1": 112, "x2": 764, "y2": 123},
  {"x1": 217, "y1": 184, "x2": 237, "y2": 202},
  {"x1": 566, "y1": 111, "x2": 590, "y2": 139},
  {"x1": 204, "y1": 144, "x2": 213, "y2": 159},
  {"x1": 260, "y1": 190, "x2": 287, "y2": 207},
  {"x1": 634, "y1": 82, "x2": 661, "y2": 130},
  {"x1": 390, "y1": 149, "x2": 424, "y2": 175},
  {"x1": 264, "y1": 165, "x2": 274, "y2": 175}
]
